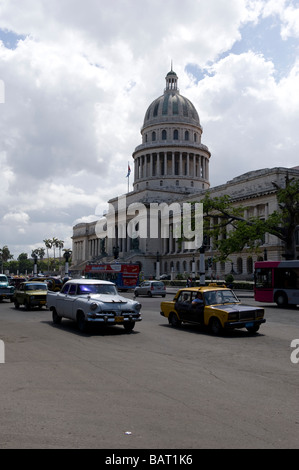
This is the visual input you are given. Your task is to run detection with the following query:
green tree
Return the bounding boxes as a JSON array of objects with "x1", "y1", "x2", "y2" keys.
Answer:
[
  {"x1": 185, "y1": 175, "x2": 299, "y2": 261},
  {"x1": 17, "y1": 253, "x2": 32, "y2": 274},
  {"x1": 0, "y1": 246, "x2": 13, "y2": 273}
]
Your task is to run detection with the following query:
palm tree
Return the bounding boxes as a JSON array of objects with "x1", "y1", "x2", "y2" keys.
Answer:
[
  {"x1": 57, "y1": 240, "x2": 64, "y2": 272},
  {"x1": 43, "y1": 239, "x2": 53, "y2": 273},
  {"x1": 51, "y1": 237, "x2": 59, "y2": 270}
]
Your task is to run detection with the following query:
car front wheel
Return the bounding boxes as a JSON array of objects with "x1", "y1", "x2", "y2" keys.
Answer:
[
  {"x1": 77, "y1": 312, "x2": 88, "y2": 333},
  {"x1": 209, "y1": 317, "x2": 222, "y2": 335},
  {"x1": 123, "y1": 322, "x2": 135, "y2": 332},
  {"x1": 246, "y1": 324, "x2": 260, "y2": 334}
]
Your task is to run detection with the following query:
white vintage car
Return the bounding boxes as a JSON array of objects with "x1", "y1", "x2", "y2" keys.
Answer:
[{"x1": 47, "y1": 279, "x2": 142, "y2": 332}]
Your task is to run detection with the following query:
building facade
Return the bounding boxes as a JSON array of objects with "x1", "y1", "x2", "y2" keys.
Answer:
[{"x1": 71, "y1": 69, "x2": 299, "y2": 279}]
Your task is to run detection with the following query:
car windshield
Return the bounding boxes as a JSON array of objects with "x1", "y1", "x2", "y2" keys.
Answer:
[
  {"x1": 25, "y1": 284, "x2": 47, "y2": 291},
  {"x1": 0, "y1": 276, "x2": 7, "y2": 282},
  {"x1": 77, "y1": 284, "x2": 117, "y2": 295},
  {"x1": 204, "y1": 289, "x2": 239, "y2": 305}
]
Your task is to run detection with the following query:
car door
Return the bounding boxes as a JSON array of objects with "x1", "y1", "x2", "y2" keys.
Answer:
[
  {"x1": 175, "y1": 291, "x2": 192, "y2": 322},
  {"x1": 16, "y1": 283, "x2": 25, "y2": 305},
  {"x1": 57, "y1": 283, "x2": 78, "y2": 319},
  {"x1": 187, "y1": 292, "x2": 204, "y2": 324},
  {"x1": 140, "y1": 282, "x2": 149, "y2": 295},
  {"x1": 55, "y1": 283, "x2": 70, "y2": 317}
]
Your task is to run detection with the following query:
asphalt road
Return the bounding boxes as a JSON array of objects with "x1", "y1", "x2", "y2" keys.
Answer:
[{"x1": 0, "y1": 293, "x2": 299, "y2": 449}]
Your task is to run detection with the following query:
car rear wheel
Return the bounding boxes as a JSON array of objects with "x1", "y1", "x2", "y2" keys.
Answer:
[
  {"x1": 147, "y1": 291, "x2": 152, "y2": 297},
  {"x1": 14, "y1": 301, "x2": 20, "y2": 309},
  {"x1": 169, "y1": 312, "x2": 181, "y2": 328},
  {"x1": 52, "y1": 308, "x2": 61, "y2": 325}
]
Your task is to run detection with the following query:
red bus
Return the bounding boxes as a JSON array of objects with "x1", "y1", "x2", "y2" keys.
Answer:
[
  {"x1": 84, "y1": 262, "x2": 140, "y2": 291},
  {"x1": 254, "y1": 260, "x2": 299, "y2": 306}
]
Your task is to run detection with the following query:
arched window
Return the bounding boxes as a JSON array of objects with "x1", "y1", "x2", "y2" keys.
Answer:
[
  {"x1": 152, "y1": 131, "x2": 156, "y2": 141},
  {"x1": 247, "y1": 257, "x2": 253, "y2": 274},
  {"x1": 194, "y1": 133, "x2": 197, "y2": 142},
  {"x1": 173, "y1": 129, "x2": 178, "y2": 140},
  {"x1": 237, "y1": 257, "x2": 243, "y2": 274},
  {"x1": 185, "y1": 130, "x2": 189, "y2": 141},
  {"x1": 162, "y1": 129, "x2": 167, "y2": 140}
]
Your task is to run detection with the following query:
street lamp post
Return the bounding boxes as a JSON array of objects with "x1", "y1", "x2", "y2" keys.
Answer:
[
  {"x1": 192, "y1": 256, "x2": 195, "y2": 284},
  {"x1": 33, "y1": 254, "x2": 38, "y2": 276},
  {"x1": 156, "y1": 252, "x2": 160, "y2": 280}
]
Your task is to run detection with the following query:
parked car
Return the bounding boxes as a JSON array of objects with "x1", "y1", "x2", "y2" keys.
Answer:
[
  {"x1": 9, "y1": 276, "x2": 27, "y2": 289},
  {"x1": 30, "y1": 276, "x2": 63, "y2": 292},
  {"x1": 134, "y1": 280, "x2": 166, "y2": 297},
  {"x1": 47, "y1": 279, "x2": 142, "y2": 332},
  {"x1": 13, "y1": 281, "x2": 48, "y2": 310},
  {"x1": 160, "y1": 283, "x2": 265, "y2": 335},
  {"x1": 0, "y1": 274, "x2": 15, "y2": 302}
]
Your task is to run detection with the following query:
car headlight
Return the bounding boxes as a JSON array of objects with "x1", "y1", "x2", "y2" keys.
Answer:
[
  {"x1": 90, "y1": 302, "x2": 98, "y2": 311},
  {"x1": 228, "y1": 312, "x2": 238, "y2": 321}
]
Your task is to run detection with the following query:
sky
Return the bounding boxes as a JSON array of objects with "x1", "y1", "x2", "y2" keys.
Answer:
[{"x1": 0, "y1": 0, "x2": 299, "y2": 260}]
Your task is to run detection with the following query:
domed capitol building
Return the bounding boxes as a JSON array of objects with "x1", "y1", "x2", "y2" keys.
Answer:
[{"x1": 71, "y1": 68, "x2": 299, "y2": 279}]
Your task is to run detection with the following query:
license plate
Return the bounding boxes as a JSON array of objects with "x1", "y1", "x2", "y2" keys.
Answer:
[
  {"x1": 115, "y1": 316, "x2": 124, "y2": 323},
  {"x1": 245, "y1": 322, "x2": 254, "y2": 328}
]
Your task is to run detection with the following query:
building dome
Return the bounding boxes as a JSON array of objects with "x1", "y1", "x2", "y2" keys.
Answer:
[
  {"x1": 142, "y1": 70, "x2": 201, "y2": 129},
  {"x1": 132, "y1": 68, "x2": 211, "y2": 195}
]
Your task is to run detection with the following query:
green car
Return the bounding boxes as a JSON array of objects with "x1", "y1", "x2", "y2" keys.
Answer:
[{"x1": 14, "y1": 281, "x2": 48, "y2": 310}]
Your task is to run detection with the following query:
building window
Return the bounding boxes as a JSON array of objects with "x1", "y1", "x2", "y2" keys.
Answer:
[
  {"x1": 160, "y1": 180, "x2": 163, "y2": 186},
  {"x1": 247, "y1": 257, "x2": 253, "y2": 274},
  {"x1": 237, "y1": 257, "x2": 243, "y2": 274},
  {"x1": 176, "y1": 180, "x2": 179, "y2": 186},
  {"x1": 173, "y1": 129, "x2": 178, "y2": 140},
  {"x1": 185, "y1": 130, "x2": 189, "y2": 141},
  {"x1": 162, "y1": 129, "x2": 167, "y2": 140},
  {"x1": 152, "y1": 131, "x2": 156, "y2": 141},
  {"x1": 194, "y1": 133, "x2": 197, "y2": 142}
]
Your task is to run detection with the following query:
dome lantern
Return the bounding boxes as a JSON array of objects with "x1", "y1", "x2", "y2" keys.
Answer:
[{"x1": 165, "y1": 67, "x2": 179, "y2": 92}]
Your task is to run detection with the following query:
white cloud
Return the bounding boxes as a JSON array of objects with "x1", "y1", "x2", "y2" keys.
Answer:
[{"x1": 0, "y1": 0, "x2": 298, "y2": 258}]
